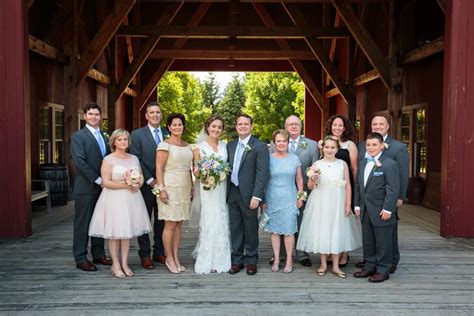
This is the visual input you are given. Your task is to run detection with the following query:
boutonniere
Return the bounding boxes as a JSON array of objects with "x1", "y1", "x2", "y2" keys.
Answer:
[
  {"x1": 299, "y1": 140, "x2": 308, "y2": 149},
  {"x1": 102, "y1": 131, "x2": 110, "y2": 140},
  {"x1": 374, "y1": 160, "x2": 382, "y2": 169},
  {"x1": 243, "y1": 144, "x2": 252, "y2": 153},
  {"x1": 165, "y1": 133, "x2": 171, "y2": 139},
  {"x1": 383, "y1": 143, "x2": 390, "y2": 150}
]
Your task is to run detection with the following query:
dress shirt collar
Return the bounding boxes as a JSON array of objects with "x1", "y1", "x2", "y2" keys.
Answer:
[
  {"x1": 86, "y1": 124, "x2": 100, "y2": 135},
  {"x1": 290, "y1": 135, "x2": 301, "y2": 144},
  {"x1": 365, "y1": 151, "x2": 383, "y2": 162},
  {"x1": 238, "y1": 134, "x2": 252, "y2": 145}
]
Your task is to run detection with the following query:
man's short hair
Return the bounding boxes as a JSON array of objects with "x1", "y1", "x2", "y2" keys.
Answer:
[{"x1": 83, "y1": 102, "x2": 101, "y2": 114}]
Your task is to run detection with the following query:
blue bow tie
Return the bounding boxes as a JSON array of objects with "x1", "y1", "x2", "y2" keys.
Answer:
[{"x1": 366, "y1": 156, "x2": 376, "y2": 163}]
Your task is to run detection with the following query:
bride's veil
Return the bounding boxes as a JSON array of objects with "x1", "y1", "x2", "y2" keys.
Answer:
[{"x1": 189, "y1": 128, "x2": 207, "y2": 229}]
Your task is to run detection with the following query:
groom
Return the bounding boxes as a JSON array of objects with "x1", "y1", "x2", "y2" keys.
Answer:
[{"x1": 227, "y1": 114, "x2": 269, "y2": 275}]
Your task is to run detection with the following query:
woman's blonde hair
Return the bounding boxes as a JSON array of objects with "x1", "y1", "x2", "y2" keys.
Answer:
[
  {"x1": 109, "y1": 129, "x2": 131, "y2": 152},
  {"x1": 272, "y1": 129, "x2": 290, "y2": 142}
]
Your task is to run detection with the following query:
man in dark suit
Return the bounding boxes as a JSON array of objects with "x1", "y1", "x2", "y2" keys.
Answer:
[
  {"x1": 70, "y1": 103, "x2": 112, "y2": 271},
  {"x1": 227, "y1": 114, "x2": 270, "y2": 275},
  {"x1": 269, "y1": 115, "x2": 319, "y2": 267},
  {"x1": 357, "y1": 116, "x2": 409, "y2": 272},
  {"x1": 354, "y1": 132, "x2": 400, "y2": 283},
  {"x1": 129, "y1": 102, "x2": 169, "y2": 269}
]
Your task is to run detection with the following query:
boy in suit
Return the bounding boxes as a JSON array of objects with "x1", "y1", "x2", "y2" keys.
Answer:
[
  {"x1": 353, "y1": 132, "x2": 399, "y2": 283},
  {"x1": 71, "y1": 103, "x2": 112, "y2": 271}
]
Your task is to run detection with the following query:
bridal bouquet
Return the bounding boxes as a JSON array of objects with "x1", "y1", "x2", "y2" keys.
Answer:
[
  {"x1": 124, "y1": 168, "x2": 144, "y2": 188},
  {"x1": 195, "y1": 154, "x2": 231, "y2": 190},
  {"x1": 306, "y1": 165, "x2": 322, "y2": 183}
]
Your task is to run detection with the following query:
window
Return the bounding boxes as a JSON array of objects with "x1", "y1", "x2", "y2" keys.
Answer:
[{"x1": 39, "y1": 102, "x2": 64, "y2": 164}]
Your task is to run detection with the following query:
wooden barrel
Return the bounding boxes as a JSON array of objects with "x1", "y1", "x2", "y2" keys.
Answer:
[
  {"x1": 39, "y1": 164, "x2": 69, "y2": 206},
  {"x1": 407, "y1": 176, "x2": 426, "y2": 205}
]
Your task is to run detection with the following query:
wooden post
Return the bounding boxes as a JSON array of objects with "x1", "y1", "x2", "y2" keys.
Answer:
[
  {"x1": 0, "y1": 0, "x2": 31, "y2": 237},
  {"x1": 304, "y1": 88, "x2": 323, "y2": 141},
  {"x1": 441, "y1": 0, "x2": 474, "y2": 237}
]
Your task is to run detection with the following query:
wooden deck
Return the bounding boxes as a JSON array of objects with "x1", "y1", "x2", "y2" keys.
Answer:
[{"x1": 0, "y1": 203, "x2": 473, "y2": 315}]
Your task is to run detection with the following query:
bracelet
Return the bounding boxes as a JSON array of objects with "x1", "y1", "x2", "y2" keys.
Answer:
[{"x1": 297, "y1": 191, "x2": 308, "y2": 201}]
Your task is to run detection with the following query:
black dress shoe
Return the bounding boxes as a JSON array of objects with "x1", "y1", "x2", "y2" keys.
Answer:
[
  {"x1": 368, "y1": 272, "x2": 389, "y2": 283},
  {"x1": 353, "y1": 269, "x2": 376, "y2": 278},
  {"x1": 390, "y1": 265, "x2": 397, "y2": 274},
  {"x1": 355, "y1": 259, "x2": 366, "y2": 268},
  {"x1": 299, "y1": 258, "x2": 312, "y2": 267},
  {"x1": 76, "y1": 260, "x2": 97, "y2": 272},
  {"x1": 93, "y1": 256, "x2": 113, "y2": 266},
  {"x1": 229, "y1": 264, "x2": 244, "y2": 274},
  {"x1": 246, "y1": 264, "x2": 257, "y2": 275}
]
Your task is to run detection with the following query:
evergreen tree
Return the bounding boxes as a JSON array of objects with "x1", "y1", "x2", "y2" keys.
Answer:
[
  {"x1": 216, "y1": 74, "x2": 246, "y2": 140},
  {"x1": 201, "y1": 73, "x2": 221, "y2": 113}
]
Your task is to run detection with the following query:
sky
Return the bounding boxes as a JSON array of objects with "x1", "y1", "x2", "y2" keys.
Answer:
[{"x1": 189, "y1": 71, "x2": 243, "y2": 93}]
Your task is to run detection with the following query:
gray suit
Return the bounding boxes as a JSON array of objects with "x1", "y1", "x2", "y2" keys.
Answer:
[
  {"x1": 227, "y1": 135, "x2": 270, "y2": 265},
  {"x1": 270, "y1": 136, "x2": 319, "y2": 260},
  {"x1": 129, "y1": 125, "x2": 169, "y2": 259},
  {"x1": 359, "y1": 136, "x2": 408, "y2": 265},
  {"x1": 70, "y1": 127, "x2": 110, "y2": 264},
  {"x1": 354, "y1": 154, "x2": 399, "y2": 276}
]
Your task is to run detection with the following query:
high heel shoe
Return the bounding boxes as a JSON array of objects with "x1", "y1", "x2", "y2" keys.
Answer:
[
  {"x1": 111, "y1": 269, "x2": 126, "y2": 279},
  {"x1": 317, "y1": 268, "x2": 327, "y2": 276},
  {"x1": 165, "y1": 260, "x2": 181, "y2": 274},
  {"x1": 339, "y1": 253, "x2": 349, "y2": 268}
]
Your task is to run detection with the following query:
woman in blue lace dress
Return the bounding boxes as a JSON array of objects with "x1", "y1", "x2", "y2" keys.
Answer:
[{"x1": 263, "y1": 129, "x2": 304, "y2": 274}]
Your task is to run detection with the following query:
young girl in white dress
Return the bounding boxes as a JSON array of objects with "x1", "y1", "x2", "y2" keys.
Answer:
[
  {"x1": 297, "y1": 136, "x2": 361, "y2": 278},
  {"x1": 89, "y1": 129, "x2": 152, "y2": 278}
]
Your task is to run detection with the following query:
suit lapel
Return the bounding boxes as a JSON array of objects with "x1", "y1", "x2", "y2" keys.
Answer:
[
  {"x1": 294, "y1": 136, "x2": 304, "y2": 155},
  {"x1": 84, "y1": 127, "x2": 103, "y2": 156},
  {"x1": 364, "y1": 155, "x2": 385, "y2": 190},
  {"x1": 144, "y1": 126, "x2": 156, "y2": 148},
  {"x1": 229, "y1": 140, "x2": 237, "y2": 166},
  {"x1": 239, "y1": 136, "x2": 254, "y2": 169}
]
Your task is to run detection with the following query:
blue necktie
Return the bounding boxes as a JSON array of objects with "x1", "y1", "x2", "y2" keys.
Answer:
[
  {"x1": 96, "y1": 130, "x2": 106, "y2": 157},
  {"x1": 154, "y1": 129, "x2": 161, "y2": 145},
  {"x1": 366, "y1": 156, "x2": 376, "y2": 163},
  {"x1": 231, "y1": 142, "x2": 244, "y2": 186},
  {"x1": 290, "y1": 140, "x2": 297, "y2": 153}
]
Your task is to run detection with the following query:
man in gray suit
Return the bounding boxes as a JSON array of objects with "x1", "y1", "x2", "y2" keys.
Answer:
[
  {"x1": 129, "y1": 102, "x2": 169, "y2": 270},
  {"x1": 71, "y1": 103, "x2": 112, "y2": 271},
  {"x1": 227, "y1": 114, "x2": 270, "y2": 275},
  {"x1": 269, "y1": 115, "x2": 319, "y2": 266},
  {"x1": 354, "y1": 132, "x2": 400, "y2": 283},
  {"x1": 357, "y1": 116, "x2": 409, "y2": 273}
]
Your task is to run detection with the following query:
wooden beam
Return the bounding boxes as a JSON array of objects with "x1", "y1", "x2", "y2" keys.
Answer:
[
  {"x1": 436, "y1": 0, "x2": 445, "y2": 14},
  {"x1": 77, "y1": 0, "x2": 136, "y2": 85},
  {"x1": 116, "y1": 2, "x2": 183, "y2": 100},
  {"x1": 325, "y1": 69, "x2": 380, "y2": 97},
  {"x1": 149, "y1": 49, "x2": 316, "y2": 60},
  {"x1": 326, "y1": 12, "x2": 341, "y2": 86},
  {"x1": 284, "y1": 3, "x2": 355, "y2": 106},
  {"x1": 139, "y1": 2, "x2": 210, "y2": 110},
  {"x1": 252, "y1": 2, "x2": 324, "y2": 110},
  {"x1": 87, "y1": 68, "x2": 111, "y2": 84},
  {"x1": 332, "y1": 0, "x2": 392, "y2": 89},
  {"x1": 399, "y1": 36, "x2": 444, "y2": 65},
  {"x1": 116, "y1": 25, "x2": 349, "y2": 39},
  {"x1": 28, "y1": 35, "x2": 68, "y2": 63}
]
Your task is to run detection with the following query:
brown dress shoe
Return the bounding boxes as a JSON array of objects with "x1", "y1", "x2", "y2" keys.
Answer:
[
  {"x1": 141, "y1": 257, "x2": 154, "y2": 269},
  {"x1": 368, "y1": 272, "x2": 389, "y2": 283},
  {"x1": 152, "y1": 255, "x2": 166, "y2": 265},
  {"x1": 229, "y1": 264, "x2": 244, "y2": 274},
  {"x1": 389, "y1": 265, "x2": 397, "y2": 274},
  {"x1": 246, "y1": 264, "x2": 257, "y2": 275},
  {"x1": 353, "y1": 269, "x2": 376, "y2": 278},
  {"x1": 76, "y1": 260, "x2": 97, "y2": 272},
  {"x1": 93, "y1": 256, "x2": 113, "y2": 266}
]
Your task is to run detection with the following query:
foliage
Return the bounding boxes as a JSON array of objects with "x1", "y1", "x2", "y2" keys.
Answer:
[
  {"x1": 157, "y1": 72, "x2": 211, "y2": 142},
  {"x1": 215, "y1": 74, "x2": 246, "y2": 140},
  {"x1": 243, "y1": 72, "x2": 304, "y2": 142},
  {"x1": 201, "y1": 73, "x2": 221, "y2": 113}
]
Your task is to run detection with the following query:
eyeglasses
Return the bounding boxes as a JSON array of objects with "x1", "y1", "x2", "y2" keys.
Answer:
[{"x1": 285, "y1": 123, "x2": 301, "y2": 127}]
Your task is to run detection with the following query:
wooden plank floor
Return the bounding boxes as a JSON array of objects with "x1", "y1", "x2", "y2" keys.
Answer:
[{"x1": 0, "y1": 203, "x2": 473, "y2": 315}]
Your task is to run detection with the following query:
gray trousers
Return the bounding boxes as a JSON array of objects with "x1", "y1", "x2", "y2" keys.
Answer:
[
  {"x1": 73, "y1": 193, "x2": 105, "y2": 264},
  {"x1": 362, "y1": 218, "x2": 394, "y2": 276},
  {"x1": 137, "y1": 186, "x2": 165, "y2": 259},
  {"x1": 228, "y1": 184, "x2": 259, "y2": 265}
]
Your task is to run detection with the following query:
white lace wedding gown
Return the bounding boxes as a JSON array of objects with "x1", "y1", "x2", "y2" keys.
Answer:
[{"x1": 192, "y1": 140, "x2": 232, "y2": 274}]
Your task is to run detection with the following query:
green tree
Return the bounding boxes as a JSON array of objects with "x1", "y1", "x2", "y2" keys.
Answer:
[
  {"x1": 158, "y1": 72, "x2": 211, "y2": 142},
  {"x1": 216, "y1": 74, "x2": 246, "y2": 140},
  {"x1": 201, "y1": 73, "x2": 221, "y2": 113},
  {"x1": 244, "y1": 72, "x2": 304, "y2": 142}
]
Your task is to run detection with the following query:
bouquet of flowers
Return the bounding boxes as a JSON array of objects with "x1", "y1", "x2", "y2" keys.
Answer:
[
  {"x1": 306, "y1": 165, "x2": 322, "y2": 183},
  {"x1": 195, "y1": 154, "x2": 231, "y2": 190},
  {"x1": 124, "y1": 168, "x2": 144, "y2": 188}
]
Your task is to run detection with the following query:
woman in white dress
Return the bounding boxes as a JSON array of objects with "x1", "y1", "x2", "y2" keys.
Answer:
[
  {"x1": 297, "y1": 136, "x2": 361, "y2": 278},
  {"x1": 89, "y1": 129, "x2": 152, "y2": 278},
  {"x1": 191, "y1": 115, "x2": 231, "y2": 274}
]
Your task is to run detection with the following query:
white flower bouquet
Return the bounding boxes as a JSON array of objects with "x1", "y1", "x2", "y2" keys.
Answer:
[{"x1": 195, "y1": 154, "x2": 231, "y2": 190}]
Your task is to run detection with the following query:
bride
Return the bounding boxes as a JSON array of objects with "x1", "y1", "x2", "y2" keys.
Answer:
[{"x1": 191, "y1": 115, "x2": 231, "y2": 274}]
